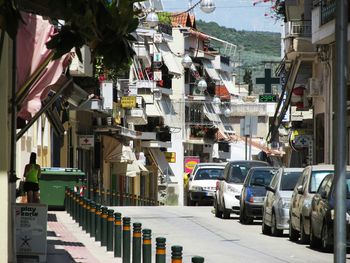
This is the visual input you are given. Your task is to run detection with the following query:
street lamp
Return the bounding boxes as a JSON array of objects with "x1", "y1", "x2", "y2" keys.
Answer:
[
  {"x1": 196, "y1": 79, "x2": 207, "y2": 91},
  {"x1": 223, "y1": 108, "x2": 231, "y2": 117},
  {"x1": 181, "y1": 54, "x2": 193, "y2": 68},
  {"x1": 146, "y1": 10, "x2": 159, "y2": 28},
  {"x1": 212, "y1": 96, "x2": 221, "y2": 104},
  {"x1": 199, "y1": 0, "x2": 216, "y2": 14}
]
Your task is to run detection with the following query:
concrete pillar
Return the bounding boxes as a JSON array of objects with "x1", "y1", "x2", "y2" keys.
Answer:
[{"x1": 0, "y1": 33, "x2": 12, "y2": 262}]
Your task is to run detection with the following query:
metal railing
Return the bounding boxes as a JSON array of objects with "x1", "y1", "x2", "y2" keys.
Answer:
[
  {"x1": 320, "y1": 0, "x2": 336, "y2": 25},
  {"x1": 65, "y1": 188, "x2": 205, "y2": 262},
  {"x1": 285, "y1": 20, "x2": 312, "y2": 37}
]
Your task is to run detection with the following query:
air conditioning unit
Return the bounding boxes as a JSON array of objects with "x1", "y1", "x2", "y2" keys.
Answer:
[
  {"x1": 307, "y1": 78, "x2": 322, "y2": 97},
  {"x1": 153, "y1": 88, "x2": 162, "y2": 100},
  {"x1": 70, "y1": 45, "x2": 93, "y2": 77}
]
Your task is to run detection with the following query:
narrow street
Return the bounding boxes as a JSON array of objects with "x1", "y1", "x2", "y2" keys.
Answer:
[{"x1": 111, "y1": 206, "x2": 346, "y2": 263}]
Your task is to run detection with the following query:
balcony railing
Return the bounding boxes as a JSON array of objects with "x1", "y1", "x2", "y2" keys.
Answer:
[
  {"x1": 285, "y1": 20, "x2": 312, "y2": 37},
  {"x1": 320, "y1": 0, "x2": 335, "y2": 25}
]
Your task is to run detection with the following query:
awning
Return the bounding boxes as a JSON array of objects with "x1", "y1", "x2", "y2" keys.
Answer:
[
  {"x1": 17, "y1": 12, "x2": 71, "y2": 121},
  {"x1": 157, "y1": 43, "x2": 182, "y2": 77},
  {"x1": 219, "y1": 72, "x2": 240, "y2": 96},
  {"x1": 203, "y1": 103, "x2": 221, "y2": 123},
  {"x1": 146, "y1": 103, "x2": 162, "y2": 117},
  {"x1": 148, "y1": 148, "x2": 175, "y2": 177},
  {"x1": 157, "y1": 97, "x2": 177, "y2": 127},
  {"x1": 102, "y1": 136, "x2": 135, "y2": 163},
  {"x1": 201, "y1": 59, "x2": 221, "y2": 81}
]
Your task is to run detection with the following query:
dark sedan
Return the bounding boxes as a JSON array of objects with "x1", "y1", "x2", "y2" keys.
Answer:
[
  {"x1": 309, "y1": 173, "x2": 350, "y2": 251},
  {"x1": 239, "y1": 167, "x2": 278, "y2": 224}
]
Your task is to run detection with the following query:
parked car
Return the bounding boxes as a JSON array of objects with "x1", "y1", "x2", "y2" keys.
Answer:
[
  {"x1": 309, "y1": 173, "x2": 350, "y2": 251},
  {"x1": 262, "y1": 167, "x2": 303, "y2": 236},
  {"x1": 239, "y1": 167, "x2": 278, "y2": 224},
  {"x1": 214, "y1": 160, "x2": 270, "y2": 219},
  {"x1": 187, "y1": 163, "x2": 226, "y2": 206},
  {"x1": 289, "y1": 165, "x2": 334, "y2": 244}
]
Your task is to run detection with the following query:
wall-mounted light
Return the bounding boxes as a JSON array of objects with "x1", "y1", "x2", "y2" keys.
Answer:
[
  {"x1": 146, "y1": 11, "x2": 159, "y2": 28},
  {"x1": 200, "y1": 0, "x2": 216, "y2": 14},
  {"x1": 181, "y1": 54, "x2": 192, "y2": 68}
]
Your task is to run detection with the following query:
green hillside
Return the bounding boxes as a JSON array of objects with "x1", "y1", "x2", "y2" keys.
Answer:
[{"x1": 196, "y1": 20, "x2": 282, "y2": 85}]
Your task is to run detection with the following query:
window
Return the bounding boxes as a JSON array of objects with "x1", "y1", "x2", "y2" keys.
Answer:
[
  {"x1": 280, "y1": 171, "x2": 303, "y2": 191},
  {"x1": 249, "y1": 169, "x2": 276, "y2": 186},
  {"x1": 309, "y1": 170, "x2": 333, "y2": 193},
  {"x1": 194, "y1": 168, "x2": 224, "y2": 180}
]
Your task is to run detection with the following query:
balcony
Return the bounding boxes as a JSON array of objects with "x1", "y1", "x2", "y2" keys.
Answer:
[
  {"x1": 285, "y1": 20, "x2": 312, "y2": 37},
  {"x1": 320, "y1": 0, "x2": 335, "y2": 26},
  {"x1": 125, "y1": 108, "x2": 147, "y2": 125},
  {"x1": 120, "y1": 127, "x2": 157, "y2": 140}
]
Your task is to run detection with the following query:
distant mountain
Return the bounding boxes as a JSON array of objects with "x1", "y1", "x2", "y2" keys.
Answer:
[{"x1": 196, "y1": 20, "x2": 282, "y2": 86}]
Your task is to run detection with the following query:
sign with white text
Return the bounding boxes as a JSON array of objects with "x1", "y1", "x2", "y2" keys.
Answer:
[{"x1": 15, "y1": 203, "x2": 48, "y2": 262}]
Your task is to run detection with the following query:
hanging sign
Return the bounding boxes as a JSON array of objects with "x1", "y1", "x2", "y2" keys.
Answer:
[
  {"x1": 78, "y1": 135, "x2": 94, "y2": 147},
  {"x1": 165, "y1": 152, "x2": 176, "y2": 163},
  {"x1": 121, "y1": 96, "x2": 137, "y2": 108}
]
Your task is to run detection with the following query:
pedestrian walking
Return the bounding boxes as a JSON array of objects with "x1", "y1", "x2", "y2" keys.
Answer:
[{"x1": 23, "y1": 152, "x2": 41, "y2": 203}]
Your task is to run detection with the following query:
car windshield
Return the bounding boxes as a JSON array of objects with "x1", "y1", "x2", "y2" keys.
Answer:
[
  {"x1": 310, "y1": 171, "x2": 333, "y2": 193},
  {"x1": 228, "y1": 162, "x2": 269, "y2": 184},
  {"x1": 194, "y1": 168, "x2": 224, "y2": 180},
  {"x1": 249, "y1": 169, "x2": 276, "y2": 186},
  {"x1": 280, "y1": 171, "x2": 302, "y2": 191}
]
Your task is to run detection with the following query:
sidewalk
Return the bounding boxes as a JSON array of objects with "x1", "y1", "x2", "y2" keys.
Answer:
[{"x1": 46, "y1": 211, "x2": 121, "y2": 263}]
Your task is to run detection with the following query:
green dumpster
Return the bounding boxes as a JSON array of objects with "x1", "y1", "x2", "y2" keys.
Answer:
[{"x1": 39, "y1": 167, "x2": 85, "y2": 210}]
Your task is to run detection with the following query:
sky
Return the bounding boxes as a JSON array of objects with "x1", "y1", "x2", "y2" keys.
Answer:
[{"x1": 161, "y1": 0, "x2": 283, "y2": 33}]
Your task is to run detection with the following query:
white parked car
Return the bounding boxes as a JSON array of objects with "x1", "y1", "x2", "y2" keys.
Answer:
[
  {"x1": 262, "y1": 167, "x2": 303, "y2": 236},
  {"x1": 187, "y1": 163, "x2": 226, "y2": 206},
  {"x1": 214, "y1": 160, "x2": 270, "y2": 219}
]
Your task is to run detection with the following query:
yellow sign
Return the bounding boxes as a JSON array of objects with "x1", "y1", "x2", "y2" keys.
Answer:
[
  {"x1": 165, "y1": 152, "x2": 176, "y2": 163},
  {"x1": 121, "y1": 96, "x2": 136, "y2": 108}
]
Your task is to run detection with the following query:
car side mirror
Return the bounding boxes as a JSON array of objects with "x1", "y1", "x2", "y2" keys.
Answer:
[
  {"x1": 297, "y1": 185, "x2": 304, "y2": 194},
  {"x1": 320, "y1": 190, "x2": 327, "y2": 199},
  {"x1": 265, "y1": 186, "x2": 276, "y2": 193}
]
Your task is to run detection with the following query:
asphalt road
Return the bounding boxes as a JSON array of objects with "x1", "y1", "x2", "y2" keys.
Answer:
[{"x1": 109, "y1": 206, "x2": 349, "y2": 263}]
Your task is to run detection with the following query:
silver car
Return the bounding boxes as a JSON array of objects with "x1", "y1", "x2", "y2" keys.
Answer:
[{"x1": 262, "y1": 167, "x2": 303, "y2": 236}]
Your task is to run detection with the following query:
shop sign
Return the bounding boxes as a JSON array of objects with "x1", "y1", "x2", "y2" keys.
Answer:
[
  {"x1": 15, "y1": 203, "x2": 48, "y2": 262},
  {"x1": 184, "y1": 156, "x2": 200, "y2": 174},
  {"x1": 78, "y1": 135, "x2": 94, "y2": 147},
  {"x1": 165, "y1": 152, "x2": 176, "y2": 163},
  {"x1": 121, "y1": 96, "x2": 136, "y2": 108}
]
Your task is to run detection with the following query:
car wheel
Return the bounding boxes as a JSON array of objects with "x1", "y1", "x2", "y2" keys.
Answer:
[
  {"x1": 222, "y1": 200, "x2": 231, "y2": 219},
  {"x1": 300, "y1": 218, "x2": 310, "y2": 244},
  {"x1": 271, "y1": 212, "x2": 283, "y2": 237},
  {"x1": 239, "y1": 206, "x2": 252, "y2": 224},
  {"x1": 321, "y1": 223, "x2": 332, "y2": 252},
  {"x1": 309, "y1": 222, "x2": 321, "y2": 249},
  {"x1": 261, "y1": 212, "x2": 271, "y2": 235},
  {"x1": 214, "y1": 199, "x2": 223, "y2": 218},
  {"x1": 289, "y1": 217, "x2": 299, "y2": 242}
]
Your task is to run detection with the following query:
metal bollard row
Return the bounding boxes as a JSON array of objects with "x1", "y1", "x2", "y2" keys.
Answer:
[{"x1": 64, "y1": 188, "x2": 203, "y2": 262}]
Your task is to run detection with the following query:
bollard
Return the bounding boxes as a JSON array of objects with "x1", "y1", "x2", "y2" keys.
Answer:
[
  {"x1": 122, "y1": 217, "x2": 131, "y2": 263},
  {"x1": 79, "y1": 196, "x2": 84, "y2": 227},
  {"x1": 106, "y1": 189, "x2": 111, "y2": 206},
  {"x1": 117, "y1": 192, "x2": 121, "y2": 206},
  {"x1": 142, "y1": 229, "x2": 152, "y2": 263},
  {"x1": 192, "y1": 256, "x2": 205, "y2": 263},
  {"x1": 64, "y1": 187, "x2": 69, "y2": 213},
  {"x1": 86, "y1": 200, "x2": 91, "y2": 234},
  {"x1": 107, "y1": 209, "x2": 114, "y2": 251},
  {"x1": 112, "y1": 190, "x2": 117, "y2": 206},
  {"x1": 171, "y1": 246, "x2": 183, "y2": 263},
  {"x1": 101, "y1": 188, "x2": 105, "y2": 205},
  {"x1": 90, "y1": 201, "x2": 96, "y2": 237},
  {"x1": 114, "y1": 212, "x2": 122, "y2": 257},
  {"x1": 74, "y1": 192, "x2": 79, "y2": 223},
  {"x1": 82, "y1": 198, "x2": 87, "y2": 231},
  {"x1": 95, "y1": 204, "x2": 102, "y2": 242},
  {"x1": 132, "y1": 222, "x2": 142, "y2": 263},
  {"x1": 90, "y1": 187, "x2": 94, "y2": 201},
  {"x1": 155, "y1": 237, "x2": 166, "y2": 263},
  {"x1": 101, "y1": 207, "x2": 108, "y2": 247}
]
